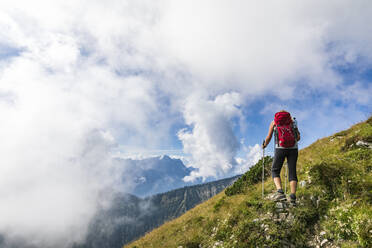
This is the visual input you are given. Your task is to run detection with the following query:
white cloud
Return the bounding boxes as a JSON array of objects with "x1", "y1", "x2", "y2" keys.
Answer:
[
  {"x1": 0, "y1": 59, "x2": 164, "y2": 247},
  {"x1": 0, "y1": 0, "x2": 371, "y2": 246},
  {"x1": 0, "y1": 1, "x2": 167, "y2": 246},
  {"x1": 178, "y1": 92, "x2": 241, "y2": 182},
  {"x1": 234, "y1": 144, "x2": 262, "y2": 174},
  {"x1": 156, "y1": 0, "x2": 341, "y2": 96},
  {"x1": 0, "y1": 128, "x2": 124, "y2": 248},
  {"x1": 338, "y1": 81, "x2": 372, "y2": 105}
]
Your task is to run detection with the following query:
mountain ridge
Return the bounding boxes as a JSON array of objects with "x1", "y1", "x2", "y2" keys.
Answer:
[{"x1": 73, "y1": 175, "x2": 240, "y2": 248}]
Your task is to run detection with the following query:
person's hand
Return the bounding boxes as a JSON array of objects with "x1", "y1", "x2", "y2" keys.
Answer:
[{"x1": 262, "y1": 141, "x2": 266, "y2": 149}]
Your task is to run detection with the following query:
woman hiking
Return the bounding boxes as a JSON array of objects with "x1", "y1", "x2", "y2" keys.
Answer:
[{"x1": 262, "y1": 110, "x2": 300, "y2": 206}]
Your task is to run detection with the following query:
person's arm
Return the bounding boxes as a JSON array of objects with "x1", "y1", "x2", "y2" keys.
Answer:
[
  {"x1": 295, "y1": 128, "x2": 301, "y2": 141},
  {"x1": 263, "y1": 121, "x2": 275, "y2": 148}
]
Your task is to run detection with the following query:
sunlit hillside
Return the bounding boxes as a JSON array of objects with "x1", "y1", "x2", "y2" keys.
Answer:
[{"x1": 126, "y1": 116, "x2": 372, "y2": 248}]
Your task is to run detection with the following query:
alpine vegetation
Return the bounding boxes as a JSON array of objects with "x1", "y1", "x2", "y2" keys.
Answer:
[{"x1": 127, "y1": 116, "x2": 372, "y2": 248}]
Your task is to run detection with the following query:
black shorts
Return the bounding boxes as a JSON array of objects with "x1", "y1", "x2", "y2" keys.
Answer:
[{"x1": 271, "y1": 148, "x2": 298, "y2": 182}]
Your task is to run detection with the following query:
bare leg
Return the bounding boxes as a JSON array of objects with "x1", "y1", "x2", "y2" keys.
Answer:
[
  {"x1": 290, "y1": 180, "x2": 297, "y2": 194},
  {"x1": 273, "y1": 177, "x2": 282, "y2": 190}
]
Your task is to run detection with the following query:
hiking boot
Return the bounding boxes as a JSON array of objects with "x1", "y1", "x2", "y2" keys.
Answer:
[
  {"x1": 289, "y1": 193, "x2": 297, "y2": 207},
  {"x1": 273, "y1": 191, "x2": 287, "y2": 202}
]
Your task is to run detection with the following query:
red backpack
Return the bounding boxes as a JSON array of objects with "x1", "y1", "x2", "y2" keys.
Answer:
[{"x1": 274, "y1": 112, "x2": 295, "y2": 148}]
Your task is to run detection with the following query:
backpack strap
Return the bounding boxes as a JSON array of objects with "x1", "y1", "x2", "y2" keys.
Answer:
[{"x1": 274, "y1": 125, "x2": 278, "y2": 146}]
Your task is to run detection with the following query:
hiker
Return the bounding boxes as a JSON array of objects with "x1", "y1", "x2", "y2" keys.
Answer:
[{"x1": 262, "y1": 110, "x2": 300, "y2": 205}]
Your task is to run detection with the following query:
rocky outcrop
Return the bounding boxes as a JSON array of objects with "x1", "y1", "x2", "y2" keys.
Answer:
[
  {"x1": 264, "y1": 193, "x2": 340, "y2": 248},
  {"x1": 356, "y1": 140, "x2": 372, "y2": 149}
]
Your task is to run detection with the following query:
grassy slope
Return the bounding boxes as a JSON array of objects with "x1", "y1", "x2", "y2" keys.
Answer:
[{"x1": 126, "y1": 117, "x2": 372, "y2": 248}]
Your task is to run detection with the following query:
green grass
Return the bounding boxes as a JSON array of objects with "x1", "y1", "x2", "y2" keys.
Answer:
[{"x1": 126, "y1": 116, "x2": 372, "y2": 248}]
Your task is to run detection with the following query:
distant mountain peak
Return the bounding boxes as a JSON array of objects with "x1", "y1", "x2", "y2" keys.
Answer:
[
  {"x1": 120, "y1": 155, "x2": 198, "y2": 197},
  {"x1": 159, "y1": 154, "x2": 170, "y2": 160}
]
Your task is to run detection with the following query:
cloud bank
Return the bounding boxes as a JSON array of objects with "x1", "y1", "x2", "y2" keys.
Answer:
[
  {"x1": 0, "y1": 0, "x2": 371, "y2": 246},
  {"x1": 178, "y1": 92, "x2": 242, "y2": 181}
]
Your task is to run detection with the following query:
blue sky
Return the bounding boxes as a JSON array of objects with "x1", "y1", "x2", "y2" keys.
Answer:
[
  {"x1": 143, "y1": 63, "x2": 372, "y2": 160},
  {"x1": 0, "y1": 0, "x2": 372, "y2": 245},
  {"x1": 0, "y1": 0, "x2": 371, "y2": 179}
]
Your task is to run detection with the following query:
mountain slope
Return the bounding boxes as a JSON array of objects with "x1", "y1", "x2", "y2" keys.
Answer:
[
  {"x1": 73, "y1": 175, "x2": 240, "y2": 248},
  {"x1": 126, "y1": 116, "x2": 372, "y2": 248}
]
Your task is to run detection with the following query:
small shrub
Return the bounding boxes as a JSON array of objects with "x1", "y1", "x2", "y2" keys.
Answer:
[
  {"x1": 345, "y1": 148, "x2": 371, "y2": 162},
  {"x1": 235, "y1": 218, "x2": 308, "y2": 248},
  {"x1": 352, "y1": 209, "x2": 372, "y2": 247},
  {"x1": 227, "y1": 212, "x2": 240, "y2": 226},
  {"x1": 195, "y1": 216, "x2": 204, "y2": 223},
  {"x1": 215, "y1": 225, "x2": 232, "y2": 241},
  {"x1": 309, "y1": 162, "x2": 352, "y2": 199},
  {"x1": 292, "y1": 201, "x2": 320, "y2": 226},
  {"x1": 322, "y1": 202, "x2": 372, "y2": 247},
  {"x1": 334, "y1": 130, "x2": 348, "y2": 137},
  {"x1": 359, "y1": 121, "x2": 372, "y2": 142},
  {"x1": 324, "y1": 203, "x2": 357, "y2": 241},
  {"x1": 180, "y1": 235, "x2": 203, "y2": 248},
  {"x1": 245, "y1": 199, "x2": 262, "y2": 210},
  {"x1": 184, "y1": 241, "x2": 200, "y2": 248},
  {"x1": 205, "y1": 218, "x2": 218, "y2": 234},
  {"x1": 227, "y1": 202, "x2": 253, "y2": 227},
  {"x1": 236, "y1": 220, "x2": 266, "y2": 247},
  {"x1": 342, "y1": 136, "x2": 359, "y2": 151},
  {"x1": 342, "y1": 121, "x2": 372, "y2": 151},
  {"x1": 213, "y1": 196, "x2": 226, "y2": 212},
  {"x1": 366, "y1": 116, "x2": 372, "y2": 125}
]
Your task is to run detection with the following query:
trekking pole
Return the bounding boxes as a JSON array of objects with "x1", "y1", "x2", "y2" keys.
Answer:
[
  {"x1": 262, "y1": 140, "x2": 265, "y2": 199},
  {"x1": 285, "y1": 161, "x2": 288, "y2": 194}
]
